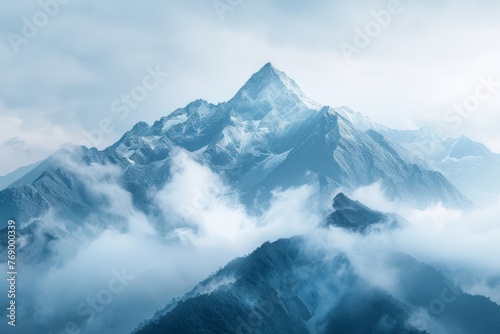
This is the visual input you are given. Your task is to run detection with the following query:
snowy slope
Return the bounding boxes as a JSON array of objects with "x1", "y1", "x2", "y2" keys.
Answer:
[
  {"x1": 0, "y1": 63, "x2": 472, "y2": 234},
  {"x1": 334, "y1": 107, "x2": 500, "y2": 205}
]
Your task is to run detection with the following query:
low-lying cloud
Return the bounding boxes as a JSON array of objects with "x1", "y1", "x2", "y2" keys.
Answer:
[
  {"x1": 0, "y1": 149, "x2": 322, "y2": 334},
  {"x1": 338, "y1": 182, "x2": 500, "y2": 305},
  {"x1": 1, "y1": 151, "x2": 498, "y2": 334}
]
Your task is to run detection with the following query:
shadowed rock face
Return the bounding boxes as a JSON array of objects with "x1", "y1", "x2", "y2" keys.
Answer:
[
  {"x1": 132, "y1": 232, "x2": 500, "y2": 333},
  {"x1": 325, "y1": 192, "x2": 394, "y2": 233},
  {"x1": 132, "y1": 194, "x2": 500, "y2": 334}
]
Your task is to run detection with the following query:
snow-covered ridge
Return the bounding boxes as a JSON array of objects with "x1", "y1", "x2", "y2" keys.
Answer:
[{"x1": 0, "y1": 62, "x2": 477, "y2": 231}]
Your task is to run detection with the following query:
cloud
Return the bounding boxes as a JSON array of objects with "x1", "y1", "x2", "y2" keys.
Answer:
[
  {"x1": 296, "y1": 182, "x2": 500, "y2": 333},
  {"x1": 0, "y1": 149, "x2": 322, "y2": 334},
  {"x1": 2, "y1": 0, "x2": 500, "y2": 173},
  {"x1": 0, "y1": 101, "x2": 82, "y2": 175},
  {"x1": 1, "y1": 1, "x2": 499, "y2": 332},
  {"x1": 155, "y1": 150, "x2": 320, "y2": 249},
  {"x1": 335, "y1": 182, "x2": 500, "y2": 304},
  {"x1": 0, "y1": 153, "x2": 497, "y2": 334}
]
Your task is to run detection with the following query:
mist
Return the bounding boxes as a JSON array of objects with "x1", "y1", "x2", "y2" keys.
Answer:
[
  {"x1": 0, "y1": 149, "x2": 322, "y2": 334},
  {"x1": 1, "y1": 149, "x2": 498, "y2": 333},
  {"x1": 294, "y1": 182, "x2": 500, "y2": 333},
  {"x1": 347, "y1": 182, "x2": 500, "y2": 303}
]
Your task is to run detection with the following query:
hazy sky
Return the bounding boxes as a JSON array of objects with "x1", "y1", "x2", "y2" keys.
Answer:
[{"x1": 1, "y1": 0, "x2": 499, "y2": 175}]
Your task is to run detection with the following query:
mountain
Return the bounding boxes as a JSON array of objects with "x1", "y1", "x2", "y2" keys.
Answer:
[
  {"x1": 133, "y1": 239, "x2": 426, "y2": 334},
  {"x1": 158, "y1": 64, "x2": 470, "y2": 209},
  {"x1": 0, "y1": 63, "x2": 470, "y2": 237},
  {"x1": 0, "y1": 63, "x2": 470, "y2": 228},
  {"x1": 325, "y1": 192, "x2": 401, "y2": 233},
  {"x1": 0, "y1": 63, "x2": 496, "y2": 334},
  {"x1": 132, "y1": 195, "x2": 500, "y2": 334},
  {"x1": 410, "y1": 134, "x2": 500, "y2": 205},
  {"x1": 335, "y1": 107, "x2": 500, "y2": 205}
]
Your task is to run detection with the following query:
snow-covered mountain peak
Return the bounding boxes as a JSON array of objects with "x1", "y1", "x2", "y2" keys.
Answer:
[{"x1": 228, "y1": 63, "x2": 322, "y2": 119}]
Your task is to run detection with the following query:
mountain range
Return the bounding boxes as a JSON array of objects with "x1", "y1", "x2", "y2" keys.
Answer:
[
  {"x1": 335, "y1": 107, "x2": 500, "y2": 205},
  {"x1": 1, "y1": 63, "x2": 498, "y2": 334},
  {"x1": 132, "y1": 194, "x2": 500, "y2": 334},
  {"x1": 0, "y1": 63, "x2": 476, "y2": 231}
]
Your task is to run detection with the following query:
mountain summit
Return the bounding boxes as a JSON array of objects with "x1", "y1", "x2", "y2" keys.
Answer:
[
  {"x1": 230, "y1": 62, "x2": 322, "y2": 117},
  {"x1": 326, "y1": 193, "x2": 400, "y2": 233},
  {"x1": 0, "y1": 63, "x2": 472, "y2": 230}
]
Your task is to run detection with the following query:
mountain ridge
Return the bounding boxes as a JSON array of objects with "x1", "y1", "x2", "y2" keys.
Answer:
[
  {"x1": 131, "y1": 194, "x2": 500, "y2": 334},
  {"x1": 334, "y1": 106, "x2": 500, "y2": 204},
  {"x1": 0, "y1": 63, "x2": 472, "y2": 232}
]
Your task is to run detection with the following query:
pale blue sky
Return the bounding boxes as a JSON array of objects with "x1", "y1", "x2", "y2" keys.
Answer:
[{"x1": 1, "y1": 0, "x2": 499, "y2": 174}]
